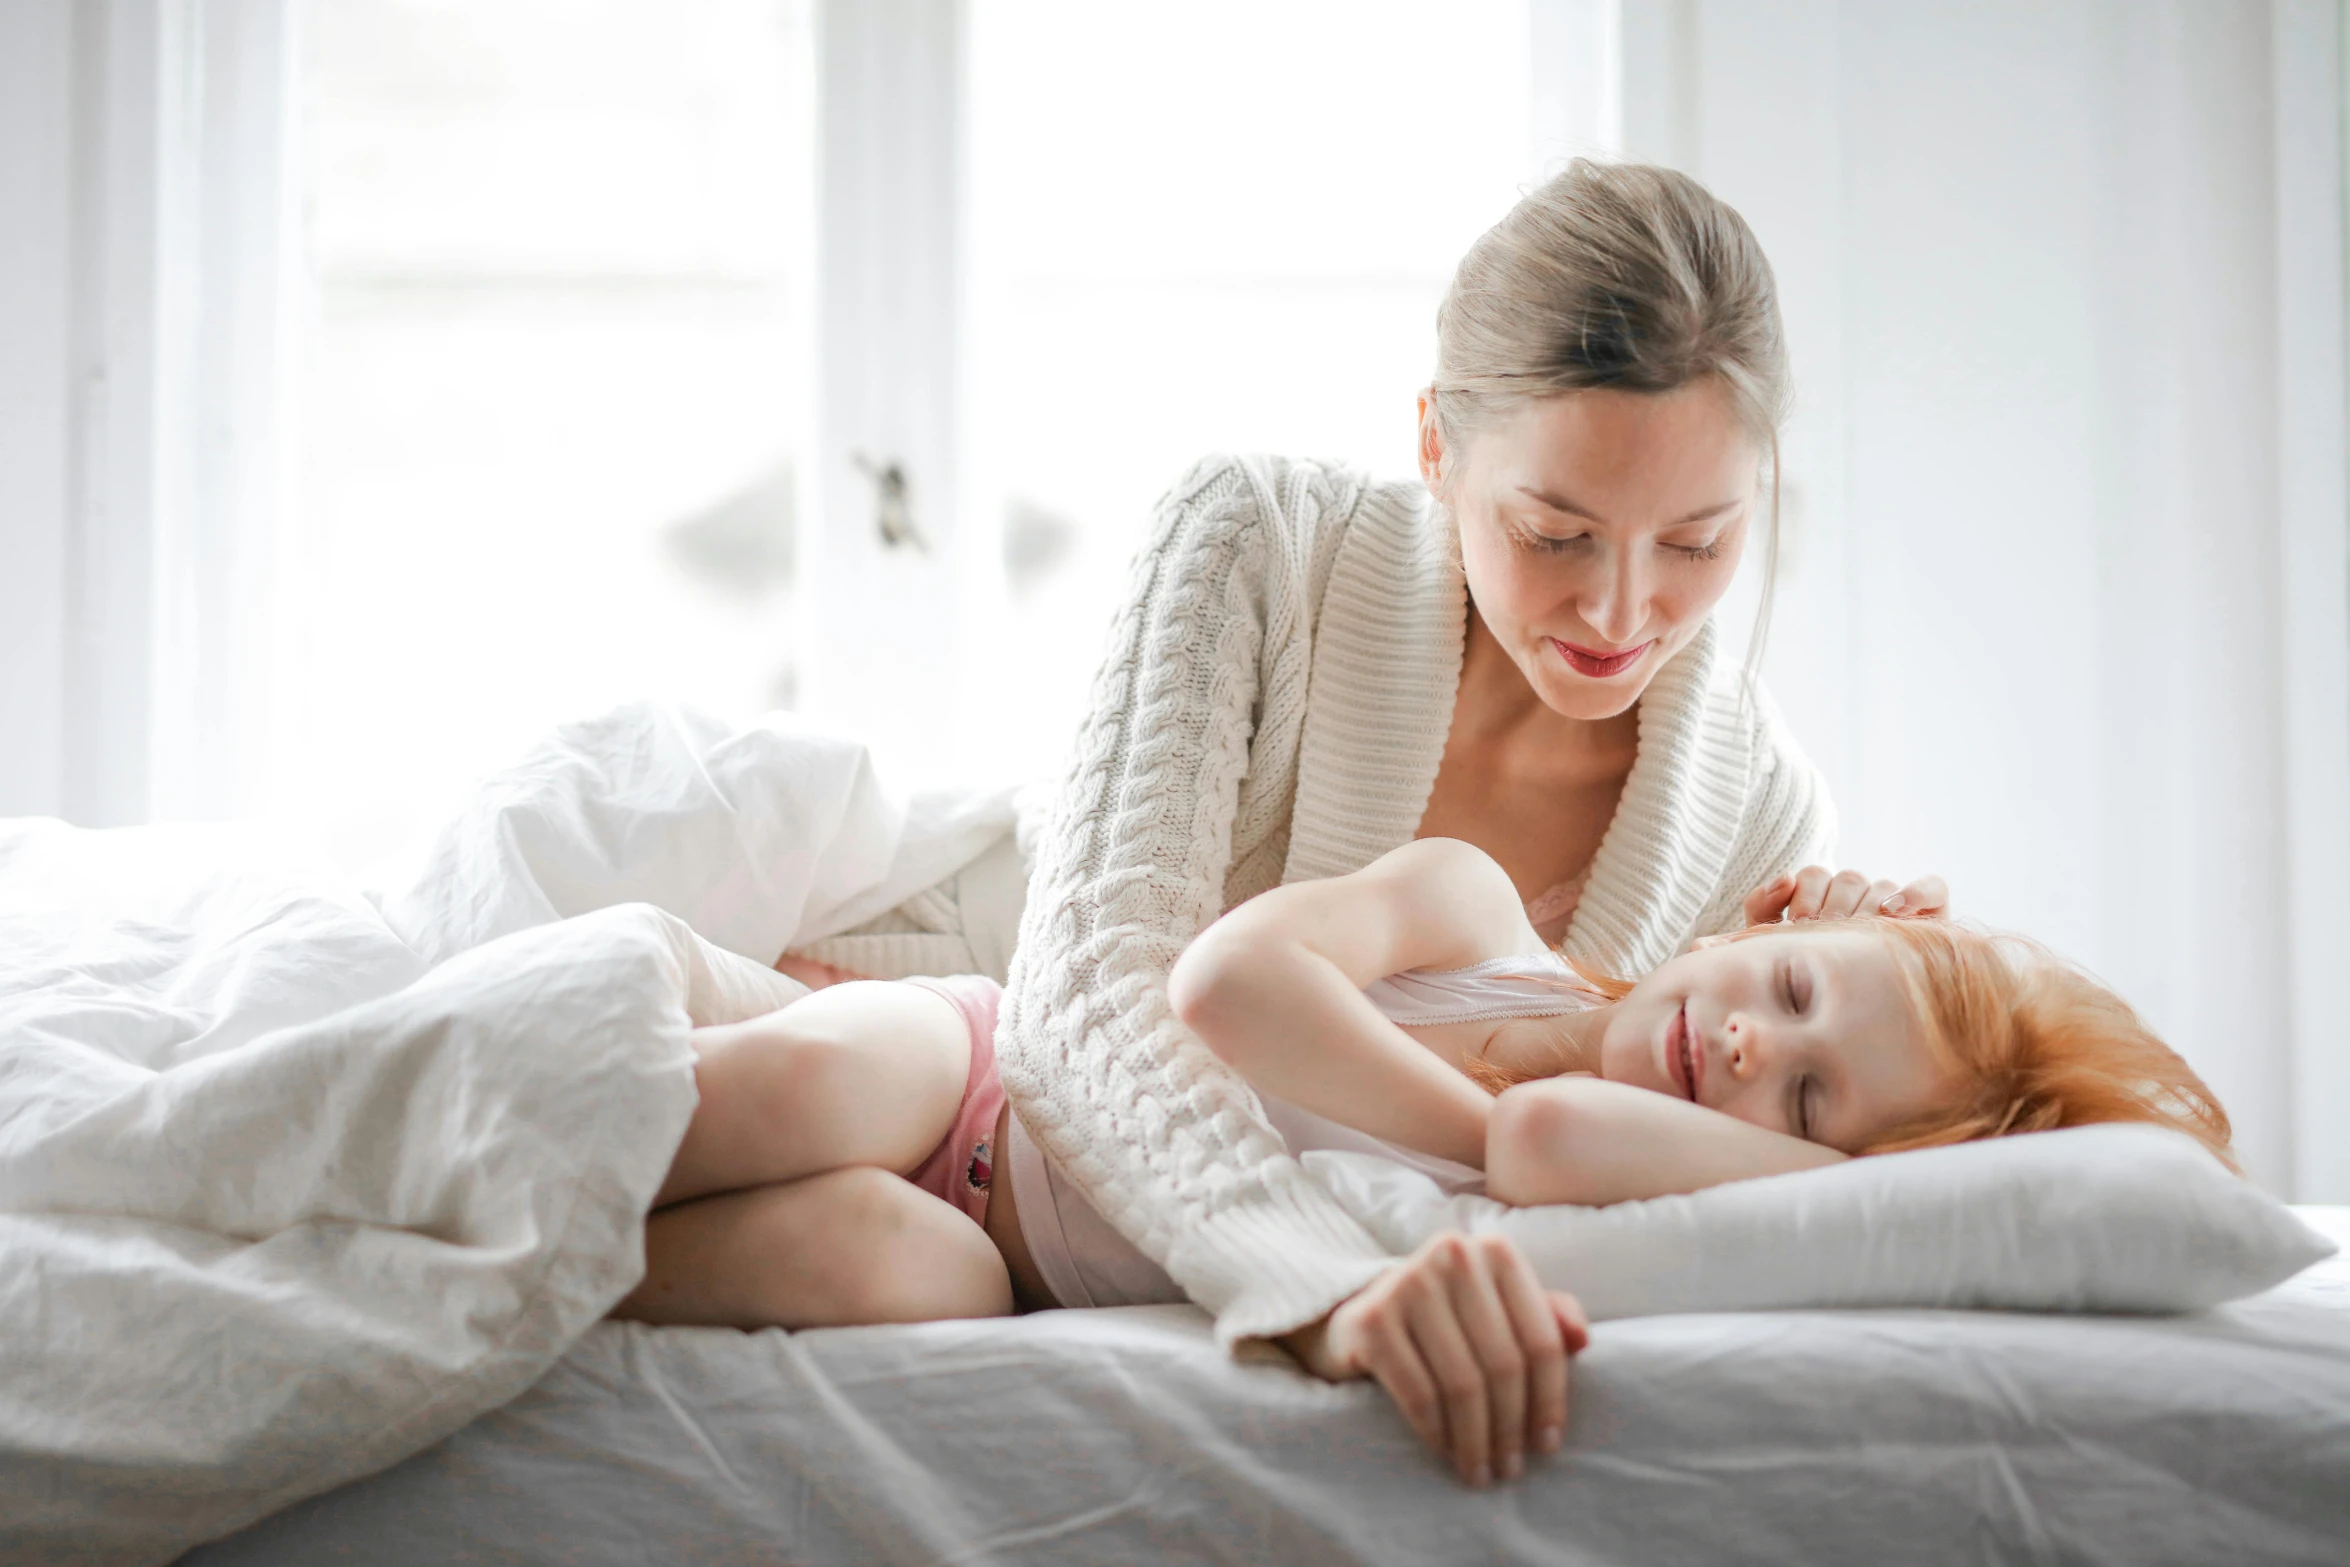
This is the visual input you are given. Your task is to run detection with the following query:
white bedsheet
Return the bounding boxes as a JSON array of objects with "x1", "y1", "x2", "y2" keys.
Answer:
[
  {"x1": 195, "y1": 1213, "x2": 2350, "y2": 1567},
  {"x1": 0, "y1": 706, "x2": 1015, "y2": 1567}
]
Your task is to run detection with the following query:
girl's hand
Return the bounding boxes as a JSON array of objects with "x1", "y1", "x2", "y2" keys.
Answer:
[
  {"x1": 1281, "y1": 1232, "x2": 1589, "y2": 1487},
  {"x1": 1742, "y1": 866, "x2": 1948, "y2": 927},
  {"x1": 774, "y1": 953, "x2": 869, "y2": 990}
]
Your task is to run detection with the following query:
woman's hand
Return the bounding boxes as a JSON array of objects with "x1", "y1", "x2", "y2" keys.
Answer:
[
  {"x1": 1281, "y1": 1232, "x2": 1589, "y2": 1486},
  {"x1": 1743, "y1": 866, "x2": 1948, "y2": 927}
]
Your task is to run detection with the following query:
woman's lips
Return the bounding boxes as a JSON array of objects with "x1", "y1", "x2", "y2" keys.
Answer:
[{"x1": 1550, "y1": 638, "x2": 1653, "y2": 678}]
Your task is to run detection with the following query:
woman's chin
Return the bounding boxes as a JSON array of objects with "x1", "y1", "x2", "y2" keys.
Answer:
[{"x1": 1530, "y1": 664, "x2": 1649, "y2": 721}]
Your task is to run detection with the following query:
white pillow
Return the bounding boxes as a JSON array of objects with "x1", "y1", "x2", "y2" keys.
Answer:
[{"x1": 1303, "y1": 1124, "x2": 2335, "y2": 1320}]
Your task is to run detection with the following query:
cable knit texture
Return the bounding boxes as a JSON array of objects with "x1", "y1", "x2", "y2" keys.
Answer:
[{"x1": 995, "y1": 454, "x2": 1834, "y2": 1347}]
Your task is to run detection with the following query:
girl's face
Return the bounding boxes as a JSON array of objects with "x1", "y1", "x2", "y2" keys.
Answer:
[
  {"x1": 1425, "y1": 380, "x2": 1758, "y2": 722},
  {"x1": 1597, "y1": 927, "x2": 1954, "y2": 1153}
]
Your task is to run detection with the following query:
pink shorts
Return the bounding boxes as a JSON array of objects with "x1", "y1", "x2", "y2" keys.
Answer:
[{"x1": 899, "y1": 976, "x2": 1007, "y2": 1227}]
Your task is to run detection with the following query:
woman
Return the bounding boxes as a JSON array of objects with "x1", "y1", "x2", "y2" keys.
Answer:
[{"x1": 982, "y1": 159, "x2": 1942, "y2": 1482}]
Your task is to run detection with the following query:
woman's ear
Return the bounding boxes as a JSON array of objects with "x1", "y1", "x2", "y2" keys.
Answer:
[{"x1": 1416, "y1": 391, "x2": 1449, "y2": 494}]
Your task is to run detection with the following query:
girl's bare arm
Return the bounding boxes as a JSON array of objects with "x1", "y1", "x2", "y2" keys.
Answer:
[
  {"x1": 1485, "y1": 1076, "x2": 1845, "y2": 1207},
  {"x1": 1167, "y1": 838, "x2": 1540, "y2": 1168}
]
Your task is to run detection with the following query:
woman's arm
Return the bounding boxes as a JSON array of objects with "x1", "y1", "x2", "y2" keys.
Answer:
[
  {"x1": 997, "y1": 456, "x2": 1576, "y2": 1490},
  {"x1": 1168, "y1": 838, "x2": 1538, "y2": 1168},
  {"x1": 993, "y1": 456, "x2": 1401, "y2": 1335},
  {"x1": 1485, "y1": 1076, "x2": 1843, "y2": 1207}
]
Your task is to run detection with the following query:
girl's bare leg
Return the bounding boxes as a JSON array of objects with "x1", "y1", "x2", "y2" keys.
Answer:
[
  {"x1": 618, "y1": 1166, "x2": 1013, "y2": 1328},
  {"x1": 655, "y1": 980, "x2": 970, "y2": 1209}
]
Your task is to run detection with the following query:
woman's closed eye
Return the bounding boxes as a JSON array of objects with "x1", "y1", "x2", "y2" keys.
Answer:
[
  {"x1": 1667, "y1": 537, "x2": 1724, "y2": 561},
  {"x1": 1508, "y1": 520, "x2": 1590, "y2": 554}
]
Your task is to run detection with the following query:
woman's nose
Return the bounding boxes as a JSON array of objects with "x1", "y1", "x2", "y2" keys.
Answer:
[{"x1": 1579, "y1": 546, "x2": 1649, "y2": 644}]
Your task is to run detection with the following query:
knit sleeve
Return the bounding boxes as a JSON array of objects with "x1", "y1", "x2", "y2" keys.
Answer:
[
  {"x1": 1691, "y1": 686, "x2": 1839, "y2": 939},
  {"x1": 994, "y1": 456, "x2": 1396, "y2": 1346}
]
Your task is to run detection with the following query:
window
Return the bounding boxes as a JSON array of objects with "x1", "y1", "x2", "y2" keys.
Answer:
[
  {"x1": 962, "y1": 0, "x2": 1541, "y2": 776},
  {"x1": 280, "y1": 0, "x2": 1552, "y2": 862},
  {"x1": 284, "y1": 0, "x2": 814, "y2": 867}
]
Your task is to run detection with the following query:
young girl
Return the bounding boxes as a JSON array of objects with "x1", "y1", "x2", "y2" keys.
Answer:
[{"x1": 616, "y1": 837, "x2": 2232, "y2": 1334}]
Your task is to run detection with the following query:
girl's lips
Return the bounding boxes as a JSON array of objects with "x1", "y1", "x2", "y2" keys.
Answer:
[
  {"x1": 1666, "y1": 1003, "x2": 1697, "y2": 1101},
  {"x1": 1550, "y1": 638, "x2": 1653, "y2": 679}
]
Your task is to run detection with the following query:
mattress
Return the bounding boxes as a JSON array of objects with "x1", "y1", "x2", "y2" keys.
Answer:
[{"x1": 188, "y1": 1209, "x2": 2350, "y2": 1566}]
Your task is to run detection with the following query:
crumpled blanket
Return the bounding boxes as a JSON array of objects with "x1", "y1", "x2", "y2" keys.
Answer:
[{"x1": 0, "y1": 704, "x2": 1017, "y2": 1566}]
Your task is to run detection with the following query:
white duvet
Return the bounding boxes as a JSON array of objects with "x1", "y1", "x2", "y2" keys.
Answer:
[{"x1": 0, "y1": 705, "x2": 1018, "y2": 1567}]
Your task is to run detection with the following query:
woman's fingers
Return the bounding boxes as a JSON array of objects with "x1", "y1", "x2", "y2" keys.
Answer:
[
  {"x1": 1313, "y1": 1236, "x2": 1590, "y2": 1485},
  {"x1": 1487, "y1": 1237, "x2": 1572, "y2": 1461},
  {"x1": 1438, "y1": 1237, "x2": 1533, "y2": 1482},
  {"x1": 1742, "y1": 873, "x2": 1796, "y2": 927},
  {"x1": 1812, "y1": 868, "x2": 1877, "y2": 919},
  {"x1": 1760, "y1": 866, "x2": 1949, "y2": 922},
  {"x1": 1784, "y1": 864, "x2": 1835, "y2": 920},
  {"x1": 1821, "y1": 875, "x2": 1900, "y2": 920},
  {"x1": 1404, "y1": 1260, "x2": 1493, "y2": 1484},
  {"x1": 1882, "y1": 873, "x2": 1949, "y2": 918},
  {"x1": 1356, "y1": 1306, "x2": 1446, "y2": 1458},
  {"x1": 1551, "y1": 1289, "x2": 1591, "y2": 1356}
]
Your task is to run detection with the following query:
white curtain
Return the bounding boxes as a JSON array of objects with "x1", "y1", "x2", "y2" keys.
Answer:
[{"x1": 1614, "y1": 0, "x2": 2350, "y2": 1198}]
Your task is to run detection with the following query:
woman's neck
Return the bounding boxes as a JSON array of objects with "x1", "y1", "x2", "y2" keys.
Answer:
[{"x1": 1451, "y1": 606, "x2": 1639, "y2": 769}]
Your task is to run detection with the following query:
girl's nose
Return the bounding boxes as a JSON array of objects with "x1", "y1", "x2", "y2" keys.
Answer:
[{"x1": 1725, "y1": 1014, "x2": 1764, "y2": 1079}]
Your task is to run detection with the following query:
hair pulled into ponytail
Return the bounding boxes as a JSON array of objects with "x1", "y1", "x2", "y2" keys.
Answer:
[{"x1": 1430, "y1": 159, "x2": 1790, "y2": 446}]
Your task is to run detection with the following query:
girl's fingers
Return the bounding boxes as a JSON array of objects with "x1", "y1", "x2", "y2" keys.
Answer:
[{"x1": 1486, "y1": 1239, "x2": 1570, "y2": 1463}]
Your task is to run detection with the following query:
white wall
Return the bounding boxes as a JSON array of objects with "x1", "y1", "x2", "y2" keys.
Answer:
[{"x1": 1622, "y1": 0, "x2": 2350, "y2": 1196}]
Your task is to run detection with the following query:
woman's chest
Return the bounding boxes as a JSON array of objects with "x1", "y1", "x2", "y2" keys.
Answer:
[{"x1": 1416, "y1": 734, "x2": 1635, "y2": 938}]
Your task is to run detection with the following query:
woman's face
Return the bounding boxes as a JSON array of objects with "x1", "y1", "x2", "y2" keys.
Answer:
[
  {"x1": 1596, "y1": 926, "x2": 1954, "y2": 1153},
  {"x1": 1426, "y1": 381, "x2": 1759, "y2": 721}
]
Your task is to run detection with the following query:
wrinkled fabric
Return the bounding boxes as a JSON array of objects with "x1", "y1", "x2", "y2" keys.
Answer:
[
  {"x1": 375, "y1": 702, "x2": 1017, "y2": 970},
  {"x1": 0, "y1": 707, "x2": 1014, "y2": 1567},
  {"x1": 197, "y1": 1220, "x2": 2350, "y2": 1566}
]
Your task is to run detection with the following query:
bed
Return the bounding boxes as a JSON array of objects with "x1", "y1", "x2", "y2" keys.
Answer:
[
  {"x1": 190, "y1": 1208, "x2": 2350, "y2": 1566},
  {"x1": 10, "y1": 708, "x2": 2344, "y2": 1565}
]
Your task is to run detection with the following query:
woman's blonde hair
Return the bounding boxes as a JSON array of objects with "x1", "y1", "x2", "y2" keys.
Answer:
[
  {"x1": 1471, "y1": 917, "x2": 2237, "y2": 1170},
  {"x1": 1429, "y1": 159, "x2": 1793, "y2": 681}
]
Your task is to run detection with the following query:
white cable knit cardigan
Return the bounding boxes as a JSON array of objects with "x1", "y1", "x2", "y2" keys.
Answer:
[{"x1": 994, "y1": 453, "x2": 1834, "y2": 1345}]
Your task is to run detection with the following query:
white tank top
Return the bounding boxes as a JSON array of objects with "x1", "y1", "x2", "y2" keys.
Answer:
[
  {"x1": 1358, "y1": 950, "x2": 1603, "y2": 1025},
  {"x1": 1006, "y1": 953, "x2": 1604, "y2": 1310}
]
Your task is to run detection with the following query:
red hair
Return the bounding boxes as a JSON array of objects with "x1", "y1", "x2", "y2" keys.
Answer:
[
  {"x1": 1470, "y1": 918, "x2": 2236, "y2": 1169},
  {"x1": 1851, "y1": 916, "x2": 2234, "y2": 1169}
]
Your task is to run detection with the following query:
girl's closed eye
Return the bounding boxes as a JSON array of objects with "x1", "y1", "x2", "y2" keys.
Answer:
[
  {"x1": 1779, "y1": 959, "x2": 1810, "y2": 1016},
  {"x1": 1668, "y1": 537, "x2": 1724, "y2": 561}
]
